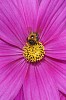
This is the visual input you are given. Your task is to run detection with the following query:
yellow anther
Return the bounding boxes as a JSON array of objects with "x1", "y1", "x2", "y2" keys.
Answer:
[{"x1": 23, "y1": 42, "x2": 45, "y2": 62}]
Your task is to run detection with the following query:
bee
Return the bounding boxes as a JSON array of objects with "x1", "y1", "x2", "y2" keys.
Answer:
[{"x1": 27, "y1": 32, "x2": 39, "y2": 45}]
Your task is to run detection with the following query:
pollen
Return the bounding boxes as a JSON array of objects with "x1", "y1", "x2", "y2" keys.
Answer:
[{"x1": 23, "y1": 42, "x2": 45, "y2": 62}]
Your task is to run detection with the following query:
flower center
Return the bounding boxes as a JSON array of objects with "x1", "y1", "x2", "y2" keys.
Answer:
[{"x1": 23, "y1": 32, "x2": 45, "y2": 62}]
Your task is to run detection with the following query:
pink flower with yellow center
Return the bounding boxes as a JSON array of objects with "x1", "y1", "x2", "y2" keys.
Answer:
[{"x1": 0, "y1": 0, "x2": 66, "y2": 100}]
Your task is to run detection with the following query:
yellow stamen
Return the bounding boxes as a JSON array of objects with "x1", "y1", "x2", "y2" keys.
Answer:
[{"x1": 23, "y1": 42, "x2": 45, "y2": 62}]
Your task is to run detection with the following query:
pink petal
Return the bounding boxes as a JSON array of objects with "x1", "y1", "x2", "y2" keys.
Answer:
[
  {"x1": 60, "y1": 92, "x2": 66, "y2": 100},
  {"x1": 36, "y1": 0, "x2": 65, "y2": 43},
  {"x1": 14, "y1": 86, "x2": 24, "y2": 100},
  {"x1": 0, "y1": 0, "x2": 38, "y2": 48},
  {"x1": 0, "y1": 40, "x2": 24, "y2": 68},
  {"x1": 45, "y1": 57, "x2": 66, "y2": 94},
  {"x1": 0, "y1": 0, "x2": 25, "y2": 48},
  {"x1": 0, "y1": 58, "x2": 28, "y2": 100},
  {"x1": 17, "y1": 0, "x2": 39, "y2": 32},
  {"x1": 0, "y1": 39, "x2": 23, "y2": 56},
  {"x1": 36, "y1": 0, "x2": 50, "y2": 32},
  {"x1": 23, "y1": 63, "x2": 60, "y2": 100},
  {"x1": 38, "y1": 0, "x2": 42, "y2": 5},
  {"x1": 45, "y1": 30, "x2": 66, "y2": 60}
]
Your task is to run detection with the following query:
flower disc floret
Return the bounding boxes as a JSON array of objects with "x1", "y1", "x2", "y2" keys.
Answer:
[{"x1": 23, "y1": 42, "x2": 45, "y2": 62}]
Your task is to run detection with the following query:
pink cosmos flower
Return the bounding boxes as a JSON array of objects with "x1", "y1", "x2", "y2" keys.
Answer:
[{"x1": 0, "y1": 0, "x2": 66, "y2": 100}]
